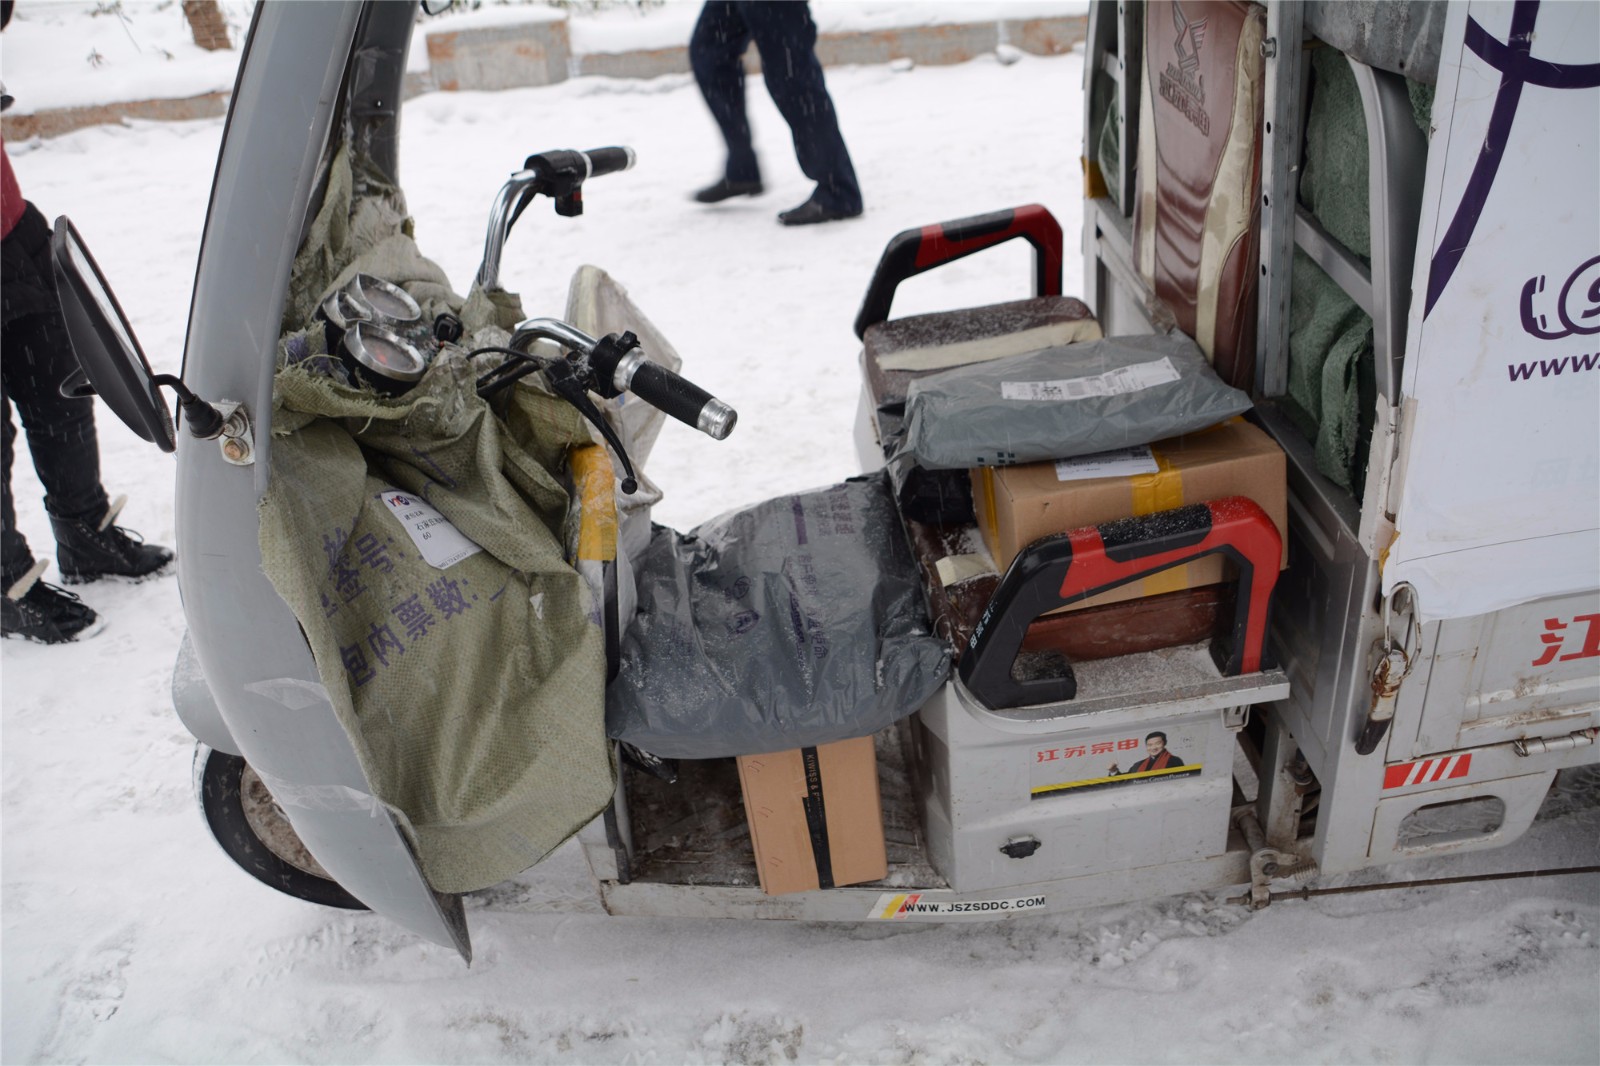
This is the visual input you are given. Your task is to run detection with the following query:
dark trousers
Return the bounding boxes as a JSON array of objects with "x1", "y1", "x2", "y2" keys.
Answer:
[
  {"x1": 690, "y1": 0, "x2": 862, "y2": 213},
  {"x1": 2, "y1": 203, "x2": 108, "y2": 588}
]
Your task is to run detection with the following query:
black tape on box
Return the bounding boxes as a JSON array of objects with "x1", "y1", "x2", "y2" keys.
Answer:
[{"x1": 800, "y1": 745, "x2": 835, "y2": 890}]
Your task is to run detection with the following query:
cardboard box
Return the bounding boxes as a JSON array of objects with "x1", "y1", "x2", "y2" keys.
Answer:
[
  {"x1": 972, "y1": 419, "x2": 1288, "y2": 611},
  {"x1": 737, "y1": 735, "x2": 887, "y2": 896}
]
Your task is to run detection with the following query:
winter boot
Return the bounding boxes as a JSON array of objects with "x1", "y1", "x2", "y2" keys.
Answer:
[
  {"x1": 692, "y1": 177, "x2": 763, "y2": 203},
  {"x1": 50, "y1": 495, "x2": 174, "y2": 585},
  {"x1": 1, "y1": 560, "x2": 104, "y2": 644}
]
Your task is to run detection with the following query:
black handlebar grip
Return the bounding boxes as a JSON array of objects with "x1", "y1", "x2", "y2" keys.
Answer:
[
  {"x1": 582, "y1": 146, "x2": 636, "y2": 178},
  {"x1": 628, "y1": 360, "x2": 737, "y2": 440}
]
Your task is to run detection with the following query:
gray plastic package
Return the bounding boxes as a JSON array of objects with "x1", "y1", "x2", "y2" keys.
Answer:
[
  {"x1": 606, "y1": 473, "x2": 951, "y2": 758},
  {"x1": 900, "y1": 334, "x2": 1252, "y2": 469}
]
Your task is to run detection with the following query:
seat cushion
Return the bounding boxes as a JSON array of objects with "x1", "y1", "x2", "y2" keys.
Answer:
[
  {"x1": 1133, "y1": 0, "x2": 1266, "y2": 390},
  {"x1": 862, "y1": 296, "x2": 1100, "y2": 417},
  {"x1": 863, "y1": 295, "x2": 1103, "y2": 376}
]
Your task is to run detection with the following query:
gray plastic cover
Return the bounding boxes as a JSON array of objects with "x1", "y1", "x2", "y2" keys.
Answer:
[
  {"x1": 606, "y1": 473, "x2": 951, "y2": 758},
  {"x1": 899, "y1": 334, "x2": 1252, "y2": 469},
  {"x1": 1305, "y1": 0, "x2": 1447, "y2": 85}
]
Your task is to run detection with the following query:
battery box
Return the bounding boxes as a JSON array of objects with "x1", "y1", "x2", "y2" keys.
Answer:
[{"x1": 910, "y1": 645, "x2": 1257, "y2": 893}]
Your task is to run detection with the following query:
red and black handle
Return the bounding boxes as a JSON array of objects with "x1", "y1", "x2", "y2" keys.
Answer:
[
  {"x1": 853, "y1": 204, "x2": 1064, "y2": 339},
  {"x1": 958, "y1": 497, "x2": 1282, "y2": 710}
]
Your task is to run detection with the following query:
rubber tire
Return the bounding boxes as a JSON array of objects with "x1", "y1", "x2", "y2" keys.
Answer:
[{"x1": 198, "y1": 748, "x2": 368, "y2": 911}]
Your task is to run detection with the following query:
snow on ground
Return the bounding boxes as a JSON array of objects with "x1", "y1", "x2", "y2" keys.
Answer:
[
  {"x1": 0, "y1": 1, "x2": 257, "y2": 114},
  {"x1": 2, "y1": 11, "x2": 1599, "y2": 1066},
  {"x1": 0, "y1": 1, "x2": 1090, "y2": 113},
  {"x1": 557, "y1": 1, "x2": 1090, "y2": 56}
]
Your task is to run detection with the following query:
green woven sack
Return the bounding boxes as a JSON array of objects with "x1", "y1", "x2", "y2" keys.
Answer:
[{"x1": 258, "y1": 146, "x2": 613, "y2": 894}]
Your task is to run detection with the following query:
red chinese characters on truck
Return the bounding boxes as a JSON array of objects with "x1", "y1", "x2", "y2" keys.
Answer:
[{"x1": 1533, "y1": 613, "x2": 1600, "y2": 667}]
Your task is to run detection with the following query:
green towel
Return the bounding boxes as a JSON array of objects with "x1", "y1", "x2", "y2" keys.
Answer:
[{"x1": 1286, "y1": 47, "x2": 1376, "y2": 492}]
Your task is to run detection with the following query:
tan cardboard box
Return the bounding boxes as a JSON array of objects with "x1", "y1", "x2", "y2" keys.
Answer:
[
  {"x1": 972, "y1": 419, "x2": 1288, "y2": 611},
  {"x1": 737, "y1": 735, "x2": 888, "y2": 896}
]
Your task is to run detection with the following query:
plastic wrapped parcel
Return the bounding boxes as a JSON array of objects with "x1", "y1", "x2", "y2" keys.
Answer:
[
  {"x1": 607, "y1": 472, "x2": 951, "y2": 759},
  {"x1": 900, "y1": 333, "x2": 1252, "y2": 469}
]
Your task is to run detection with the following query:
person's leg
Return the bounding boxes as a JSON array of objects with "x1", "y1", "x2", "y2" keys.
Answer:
[
  {"x1": 1, "y1": 394, "x2": 36, "y2": 590},
  {"x1": 690, "y1": 1, "x2": 762, "y2": 188},
  {"x1": 0, "y1": 210, "x2": 105, "y2": 641},
  {"x1": 2, "y1": 204, "x2": 167, "y2": 586},
  {"x1": 2, "y1": 205, "x2": 109, "y2": 528},
  {"x1": 742, "y1": 1, "x2": 861, "y2": 216}
]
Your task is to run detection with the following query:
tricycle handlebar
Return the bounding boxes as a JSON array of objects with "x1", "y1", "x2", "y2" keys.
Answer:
[
  {"x1": 476, "y1": 146, "x2": 637, "y2": 291},
  {"x1": 503, "y1": 317, "x2": 737, "y2": 443}
]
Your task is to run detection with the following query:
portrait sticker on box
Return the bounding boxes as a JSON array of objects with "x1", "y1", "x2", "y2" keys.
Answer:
[{"x1": 1030, "y1": 723, "x2": 1207, "y2": 799}]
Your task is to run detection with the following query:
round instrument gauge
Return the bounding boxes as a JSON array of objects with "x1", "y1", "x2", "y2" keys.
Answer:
[
  {"x1": 342, "y1": 322, "x2": 427, "y2": 394},
  {"x1": 321, "y1": 274, "x2": 422, "y2": 331},
  {"x1": 352, "y1": 275, "x2": 421, "y2": 324}
]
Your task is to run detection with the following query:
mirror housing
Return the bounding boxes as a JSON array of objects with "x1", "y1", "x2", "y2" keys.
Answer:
[{"x1": 49, "y1": 215, "x2": 177, "y2": 453}]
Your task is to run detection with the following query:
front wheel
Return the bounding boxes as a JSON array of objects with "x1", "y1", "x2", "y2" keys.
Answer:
[{"x1": 195, "y1": 746, "x2": 367, "y2": 910}]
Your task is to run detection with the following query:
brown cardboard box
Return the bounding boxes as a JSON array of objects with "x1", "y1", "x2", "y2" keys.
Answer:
[
  {"x1": 972, "y1": 419, "x2": 1288, "y2": 611},
  {"x1": 737, "y1": 735, "x2": 888, "y2": 896}
]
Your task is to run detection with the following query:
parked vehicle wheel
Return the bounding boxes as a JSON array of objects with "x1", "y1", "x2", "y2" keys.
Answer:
[{"x1": 196, "y1": 746, "x2": 368, "y2": 910}]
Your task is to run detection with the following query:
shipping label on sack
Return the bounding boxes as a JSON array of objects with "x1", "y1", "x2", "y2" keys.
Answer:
[
  {"x1": 1001, "y1": 357, "x2": 1181, "y2": 402},
  {"x1": 378, "y1": 489, "x2": 484, "y2": 569},
  {"x1": 1054, "y1": 445, "x2": 1160, "y2": 482}
]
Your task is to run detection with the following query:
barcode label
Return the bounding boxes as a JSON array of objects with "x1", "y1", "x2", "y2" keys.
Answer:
[
  {"x1": 1000, "y1": 357, "x2": 1181, "y2": 402},
  {"x1": 1054, "y1": 445, "x2": 1159, "y2": 481}
]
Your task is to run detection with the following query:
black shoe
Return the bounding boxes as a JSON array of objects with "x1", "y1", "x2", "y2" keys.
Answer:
[
  {"x1": 2, "y1": 562, "x2": 104, "y2": 644},
  {"x1": 777, "y1": 197, "x2": 862, "y2": 226},
  {"x1": 693, "y1": 178, "x2": 764, "y2": 204},
  {"x1": 51, "y1": 495, "x2": 174, "y2": 585}
]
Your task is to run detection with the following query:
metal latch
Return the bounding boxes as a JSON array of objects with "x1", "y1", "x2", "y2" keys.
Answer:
[
  {"x1": 1221, "y1": 705, "x2": 1250, "y2": 732},
  {"x1": 1356, "y1": 583, "x2": 1421, "y2": 755}
]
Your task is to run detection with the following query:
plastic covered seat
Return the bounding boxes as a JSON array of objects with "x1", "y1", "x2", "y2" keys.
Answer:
[{"x1": 1131, "y1": 0, "x2": 1267, "y2": 391}]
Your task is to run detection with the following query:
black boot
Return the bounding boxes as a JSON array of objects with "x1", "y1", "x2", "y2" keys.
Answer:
[
  {"x1": 50, "y1": 495, "x2": 173, "y2": 585},
  {"x1": 2, "y1": 561, "x2": 103, "y2": 643},
  {"x1": 693, "y1": 177, "x2": 764, "y2": 203},
  {"x1": 777, "y1": 194, "x2": 861, "y2": 226}
]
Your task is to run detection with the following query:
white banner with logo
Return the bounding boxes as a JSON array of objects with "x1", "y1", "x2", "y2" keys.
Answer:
[{"x1": 1386, "y1": 0, "x2": 1600, "y2": 620}]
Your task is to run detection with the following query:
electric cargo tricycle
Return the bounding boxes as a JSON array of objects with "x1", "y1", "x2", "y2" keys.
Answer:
[{"x1": 54, "y1": 0, "x2": 1599, "y2": 962}]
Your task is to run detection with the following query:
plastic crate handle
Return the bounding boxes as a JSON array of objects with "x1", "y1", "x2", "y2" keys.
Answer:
[
  {"x1": 853, "y1": 204, "x2": 1064, "y2": 339},
  {"x1": 958, "y1": 497, "x2": 1282, "y2": 710}
]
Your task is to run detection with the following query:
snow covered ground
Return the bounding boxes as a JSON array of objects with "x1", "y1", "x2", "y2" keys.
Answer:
[
  {"x1": 0, "y1": 1, "x2": 1090, "y2": 112},
  {"x1": 3, "y1": 6, "x2": 1598, "y2": 1064}
]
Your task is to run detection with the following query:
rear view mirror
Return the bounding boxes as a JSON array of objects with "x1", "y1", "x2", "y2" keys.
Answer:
[{"x1": 49, "y1": 216, "x2": 177, "y2": 453}]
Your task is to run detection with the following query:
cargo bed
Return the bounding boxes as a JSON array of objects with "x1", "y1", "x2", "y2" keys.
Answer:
[{"x1": 580, "y1": 647, "x2": 1288, "y2": 922}]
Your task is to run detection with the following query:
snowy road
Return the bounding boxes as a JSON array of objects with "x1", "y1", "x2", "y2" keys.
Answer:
[{"x1": 2, "y1": 28, "x2": 1598, "y2": 1066}]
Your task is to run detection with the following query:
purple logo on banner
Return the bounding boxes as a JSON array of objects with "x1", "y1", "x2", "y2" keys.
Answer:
[
  {"x1": 1521, "y1": 255, "x2": 1600, "y2": 340},
  {"x1": 1425, "y1": 1, "x2": 1600, "y2": 317}
]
